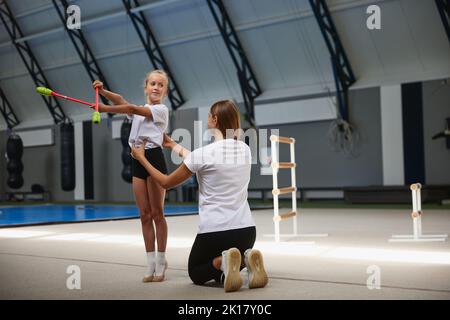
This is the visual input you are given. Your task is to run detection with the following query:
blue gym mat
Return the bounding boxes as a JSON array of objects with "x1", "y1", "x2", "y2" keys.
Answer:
[{"x1": 0, "y1": 204, "x2": 198, "y2": 227}]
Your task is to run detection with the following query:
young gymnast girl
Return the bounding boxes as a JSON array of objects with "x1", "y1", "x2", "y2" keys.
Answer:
[{"x1": 93, "y1": 70, "x2": 170, "y2": 282}]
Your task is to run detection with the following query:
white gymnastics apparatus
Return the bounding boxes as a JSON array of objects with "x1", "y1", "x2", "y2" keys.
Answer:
[
  {"x1": 389, "y1": 183, "x2": 448, "y2": 242},
  {"x1": 266, "y1": 135, "x2": 328, "y2": 243}
]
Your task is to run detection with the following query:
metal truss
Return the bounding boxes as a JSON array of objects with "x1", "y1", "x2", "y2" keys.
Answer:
[
  {"x1": 0, "y1": 85, "x2": 20, "y2": 129},
  {"x1": 435, "y1": 0, "x2": 450, "y2": 43},
  {"x1": 0, "y1": 0, "x2": 68, "y2": 124},
  {"x1": 309, "y1": 0, "x2": 356, "y2": 122},
  {"x1": 206, "y1": 0, "x2": 261, "y2": 127},
  {"x1": 122, "y1": 0, "x2": 185, "y2": 110}
]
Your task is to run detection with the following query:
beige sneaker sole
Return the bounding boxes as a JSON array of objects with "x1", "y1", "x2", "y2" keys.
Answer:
[
  {"x1": 224, "y1": 248, "x2": 243, "y2": 293},
  {"x1": 142, "y1": 275, "x2": 154, "y2": 283},
  {"x1": 247, "y1": 250, "x2": 268, "y2": 289}
]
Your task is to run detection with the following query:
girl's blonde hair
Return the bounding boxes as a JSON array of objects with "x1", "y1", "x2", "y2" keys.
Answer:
[{"x1": 144, "y1": 69, "x2": 169, "y2": 96}]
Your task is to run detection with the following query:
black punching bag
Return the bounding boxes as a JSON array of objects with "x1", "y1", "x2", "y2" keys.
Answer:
[
  {"x1": 121, "y1": 118, "x2": 132, "y2": 183},
  {"x1": 60, "y1": 121, "x2": 75, "y2": 191},
  {"x1": 6, "y1": 134, "x2": 24, "y2": 189}
]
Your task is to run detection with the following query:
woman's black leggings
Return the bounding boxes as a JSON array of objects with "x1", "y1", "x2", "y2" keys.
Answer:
[{"x1": 188, "y1": 226, "x2": 256, "y2": 285}]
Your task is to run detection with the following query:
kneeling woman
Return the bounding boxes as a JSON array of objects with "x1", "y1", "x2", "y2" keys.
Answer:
[{"x1": 131, "y1": 100, "x2": 268, "y2": 292}]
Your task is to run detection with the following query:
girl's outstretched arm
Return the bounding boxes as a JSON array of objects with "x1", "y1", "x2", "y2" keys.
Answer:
[{"x1": 131, "y1": 143, "x2": 193, "y2": 189}]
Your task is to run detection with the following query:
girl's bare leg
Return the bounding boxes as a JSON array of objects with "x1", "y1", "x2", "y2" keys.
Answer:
[{"x1": 147, "y1": 177, "x2": 167, "y2": 281}]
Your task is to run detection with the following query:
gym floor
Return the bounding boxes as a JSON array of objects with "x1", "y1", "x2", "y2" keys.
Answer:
[{"x1": 0, "y1": 205, "x2": 449, "y2": 300}]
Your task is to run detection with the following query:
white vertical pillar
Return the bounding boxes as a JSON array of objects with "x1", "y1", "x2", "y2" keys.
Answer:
[
  {"x1": 290, "y1": 140, "x2": 297, "y2": 236},
  {"x1": 74, "y1": 121, "x2": 84, "y2": 200},
  {"x1": 271, "y1": 138, "x2": 280, "y2": 243},
  {"x1": 412, "y1": 187, "x2": 418, "y2": 239},
  {"x1": 380, "y1": 85, "x2": 404, "y2": 186},
  {"x1": 412, "y1": 186, "x2": 417, "y2": 213},
  {"x1": 416, "y1": 185, "x2": 422, "y2": 237}
]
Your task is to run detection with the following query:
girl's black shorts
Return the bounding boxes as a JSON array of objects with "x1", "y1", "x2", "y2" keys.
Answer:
[{"x1": 132, "y1": 147, "x2": 168, "y2": 179}]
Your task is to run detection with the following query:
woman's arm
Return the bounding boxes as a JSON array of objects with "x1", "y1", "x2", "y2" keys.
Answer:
[
  {"x1": 163, "y1": 133, "x2": 190, "y2": 158},
  {"x1": 98, "y1": 103, "x2": 153, "y2": 120},
  {"x1": 131, "y1": 144, "x2": 193, "y2": 189}
]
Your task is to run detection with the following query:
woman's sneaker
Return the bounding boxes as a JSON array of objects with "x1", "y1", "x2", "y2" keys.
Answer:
[
  {"x1": 244, "y1": 249, "x2": 268, "y2": 289},
  {"x1": 221, "y1": 248, "x2": 243, "y2": 292}
]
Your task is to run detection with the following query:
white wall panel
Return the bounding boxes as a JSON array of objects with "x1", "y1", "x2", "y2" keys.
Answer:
[
  {"x1": 16, "y1": 128, "x2": 54, "y2": 147},
  {"x1": 255, "y1": 97, "x2": 337, "y2": 126},
  {"x1": 380, "y1": 85, "x2": 404, "y2": 186},
  {"x1": 74, "y1": 121, "x2": 84, "y2": 200}
]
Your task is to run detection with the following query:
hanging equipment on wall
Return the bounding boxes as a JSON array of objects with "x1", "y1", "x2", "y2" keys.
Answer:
[
  {"x1": 60, "y1": 120, "x2": 76, "y2": 191},
  {"x1": 6, "y1": 133, "x2": 24, "y2": 189},
  {"x1": 121, "y1": 118, "x2": 132, "y2": 183}
]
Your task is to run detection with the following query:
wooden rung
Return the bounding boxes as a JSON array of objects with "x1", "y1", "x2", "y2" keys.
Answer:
[
  {"x1": 411, "y1": 211, "x2": 422, "y2": 218},
  {"x1": 273, "y1": 211, "x2": 297, "y2": 222},
  {"x1": 272, "y1": 162, "x2": 296, "y2": 169},
  {"x1": 410, "y1": 183, "x2": 422, "y2": 191},
  {"x1": 272, "y1": 187, "x2": 296, "y2": 195},
  {"x1": 270, "y1": 135, "x2": 295, "y2": 144}
]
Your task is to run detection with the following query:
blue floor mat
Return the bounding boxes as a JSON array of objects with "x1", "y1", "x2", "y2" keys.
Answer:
[{"x1": 0, "y1": 204, "x2": 198, "y2": 227}]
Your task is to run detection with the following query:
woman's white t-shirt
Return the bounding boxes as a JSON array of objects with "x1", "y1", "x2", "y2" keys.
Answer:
[
  {"x1": 127, "y1": 104, "x2": 168, "y2": 149},
  {"x1": 183, "y1": 139, "x2": 255, "y2": 234}
]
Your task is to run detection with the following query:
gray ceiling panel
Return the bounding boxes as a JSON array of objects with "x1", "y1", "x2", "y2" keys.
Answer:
[
  {"x1": 68, "y1": 0, "x2": 131, "y2": 20},
  {"x1": 143, "y1": 0, "x2": 210, "y2": 40},
  {"x1": 0, "y1": 44, "x2": 26, "y2": 78},
  {"x1": 5, "y1": 0, "x2": 62, "y2": 36},
  {"x1": 1, "y1": 75, "x2": 54, "y2": 126},
  {"x1": 331, "y1": 0, "x2": 450, "y2": 86},
  {"x1": 6, "y1": 0, "x2": 52, "y2": 15},
  {"x1": 26, "y1": 31, "x2": 80, "y2": 71},
  {"x1": 1, "y1": 0, "x2": 449, "y2": 130},
  {"x1": 81, "y1": 14, "x2": 138, "y2": 56},
  {"x1": 163, "y1": 38, "x2": 237, "y2": 101},
  {"x1": 399, "y1": 0, "x2": 450, "y2": 70},
  {"x1": 367, "y1": 1, "x2": 426, "y2": 75},
  {"x1": 225, "y1": 0, "x2": 308, "y2": 24},
  {"x1": 0, "y1": 20, "x2": 10, "y2": 43}
]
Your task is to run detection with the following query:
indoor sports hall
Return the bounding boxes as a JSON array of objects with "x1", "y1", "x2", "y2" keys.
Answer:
[{"x1": 0, "y1": 0, "x2": 449, "y2": 300}]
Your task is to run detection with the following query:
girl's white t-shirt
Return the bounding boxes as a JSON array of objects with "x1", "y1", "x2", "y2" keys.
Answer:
[
  {"x1": 183, "y1": 139, "x2": 255, "y2": 234},
  {"x1": 127, "y1": 104, "x2": 168, "y2": 149}
]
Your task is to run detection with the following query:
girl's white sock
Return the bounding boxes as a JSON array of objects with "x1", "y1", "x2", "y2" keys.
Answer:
[
  {"x1": 146, "y1": 251, "x2": 156, "y2": 276},
  {"x1": 156, "y1": 251, "x2": 166, "y2": 263},
  {"x1": 155, "y1": 252, "x2": 167, "y2": 276}
]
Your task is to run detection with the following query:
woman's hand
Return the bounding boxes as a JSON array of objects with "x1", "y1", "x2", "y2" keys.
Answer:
[
  {"x1": 131, "y1": 143, "x2": 146, "y2": 161},
  {"x1": 163, "y1": 133, "x2": 176, "y2": 149},
  {"x1": 93, "y1": 80, "x2": 104, "y2": 92}
]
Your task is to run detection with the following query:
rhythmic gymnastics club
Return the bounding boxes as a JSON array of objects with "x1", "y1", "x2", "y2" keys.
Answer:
[
  {"x1": 36, "y1": 87, "x2": 100, "y2": 124},
  {"x1": 92, "y1": 87, "x2": 101, "y2": 124}
]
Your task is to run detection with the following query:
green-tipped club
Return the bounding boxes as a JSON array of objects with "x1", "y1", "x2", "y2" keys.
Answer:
[
  {"x1": 92, "y1": 111, "x2": 101, "y2": 124},
  {"x1": 36, "y1": 87, "x2": 53, "y2": 96}
]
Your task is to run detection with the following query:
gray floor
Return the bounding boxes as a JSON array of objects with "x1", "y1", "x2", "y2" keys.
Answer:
[{"x1": 1, "y1": 208, "x2": 450, "y2": 300}]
